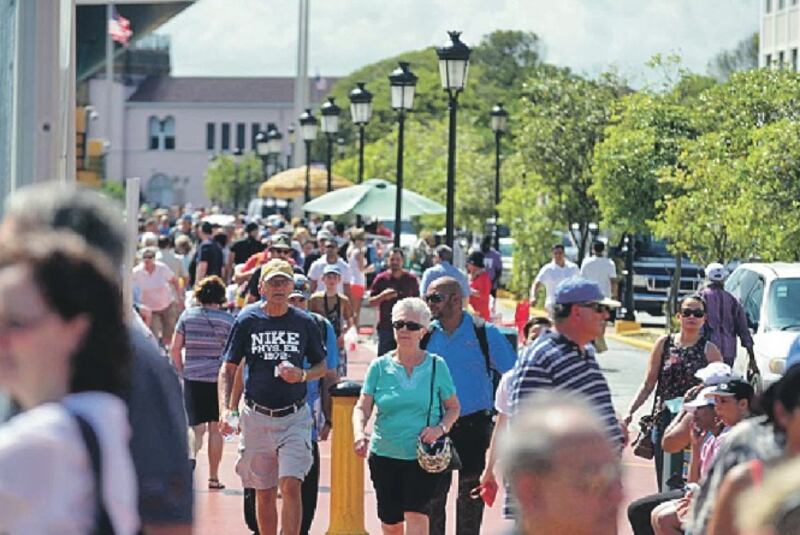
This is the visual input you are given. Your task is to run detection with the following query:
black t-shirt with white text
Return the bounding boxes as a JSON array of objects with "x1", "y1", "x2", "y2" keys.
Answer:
[{"x1": 223, "y1": 303, "x2": 325, "y2": 408}]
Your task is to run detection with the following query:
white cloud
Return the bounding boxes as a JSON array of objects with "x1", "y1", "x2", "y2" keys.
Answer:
[{"x1": 158, "y1": 0, "x2": 759, "y2": 79}]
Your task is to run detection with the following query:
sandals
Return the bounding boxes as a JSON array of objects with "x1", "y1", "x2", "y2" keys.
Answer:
[{"x1": 208, "y1": 478, "x2": 226, "y2": 490}]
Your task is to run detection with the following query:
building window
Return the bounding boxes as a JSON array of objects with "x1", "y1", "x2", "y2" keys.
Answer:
[
  {"x1": 251, "y1": 123, "x2": 261, "y2": 150},
  {"x1": 206, "y1": 123, "x2": 215, "y2": 151},
  {"x1": 779, "y1": 50, "x2": 786, "y2": 68},
  {"x1": 221, "y1": 123, "x2": 230, "y2": 151},
  {"x1": 236, "y1": 123, "x2": 246, "y2": 151},
  {"x1": 767, "y1": 0, "x2": 773, "y2": 12},
  {"x1": 766, "y1": 53, "x2": 772, "y2": 67},
  {"x1": 793, "y1": 49, "x2": 798, "y2": 71},
  {"x1": 148, "y1": 116, "x2": 176, "y2": 151},
  {"x1": 793, "y1": 0, "x2": 798, "y2": 6},
  {"x1": 780, "y1": 0, "x2": 786, "y2": 8}
]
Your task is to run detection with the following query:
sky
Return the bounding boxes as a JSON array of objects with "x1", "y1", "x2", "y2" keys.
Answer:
[{"x1": 157, "y1": 0, "x2": 759, "y2": 84}]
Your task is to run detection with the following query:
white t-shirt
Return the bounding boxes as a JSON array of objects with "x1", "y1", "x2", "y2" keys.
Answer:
[
  {"x1": 348, "y1": 248, "x2": 366, "y2": 286},
  {"x1": 131, "y1": 261, "x2": 176, "y2": 311},
  {"x1": 580, "y1": 255, "x2": 617, "y2": 298},
  {"x1": 494, "y1": 370, "x2": 515, "y2": 416},
  {"x1": 0, "y1": 392, "x2": 139, "y2": 535},
  {"x1": 308, "y1": 257, "x2": 352, "y2": 294},
  {"x1": 530, "y1": 260, "x2": 580, "y2": 307}
]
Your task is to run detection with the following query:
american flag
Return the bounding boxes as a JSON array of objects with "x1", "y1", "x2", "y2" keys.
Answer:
[{"x1": 108, "y1": 7, "x2": 133, "y2": 46}]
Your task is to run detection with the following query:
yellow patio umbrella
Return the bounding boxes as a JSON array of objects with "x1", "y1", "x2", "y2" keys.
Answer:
[{"x1": 257, "y1": 166, "x2": 353, "y2": 199}]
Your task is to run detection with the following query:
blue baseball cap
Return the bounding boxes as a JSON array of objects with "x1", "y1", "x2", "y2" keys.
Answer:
[
  {"x1": 554, "y1": 277, "x2": 621, "y2": 307},
  {"x1": 323, "y1": 263, "x2": 342, "y2": 276}
]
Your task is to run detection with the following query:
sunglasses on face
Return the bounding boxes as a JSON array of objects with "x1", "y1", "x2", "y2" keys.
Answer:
[
  {"x1": 424, "y1": 293, "x2": 447, "y2": 304},
  {"x1": 142, "y1": 255, "x2": 155, "y2": 260},
  {"x1": 392, "y1": 320, "x2": 424, "y2": 331},
  {"x1": 578, "y1": 302, "x2": 610, "y2": 314},
  {"x1": 681, "y1": 309, "x2": 706, "y2": 318}
]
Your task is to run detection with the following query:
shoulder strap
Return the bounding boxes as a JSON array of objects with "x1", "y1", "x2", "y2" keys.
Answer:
[
  {"x1": 426, "y1": 356, "x2": 437, "y2": 427},
  {"x1": 420, "y1": 330, "x2": 432, "y2": 350},
  {"x1": 653, "y1": 335, "x2": 671, "y2": 412},
  {"x1": 472, "y1": 316, "x2": 492, "y2": 377},
  {"x1": 68, "y1": 410, "x2": 116, "y2": 535}
]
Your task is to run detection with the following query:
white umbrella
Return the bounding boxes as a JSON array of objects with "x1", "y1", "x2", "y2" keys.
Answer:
[{"x1": 301, "y1": 179, "x2": 445, "y2": 219}]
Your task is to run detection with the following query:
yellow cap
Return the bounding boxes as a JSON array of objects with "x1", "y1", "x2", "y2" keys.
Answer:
[{"x1": 260, "y1": 259, "x2": 294, "y2": 281}]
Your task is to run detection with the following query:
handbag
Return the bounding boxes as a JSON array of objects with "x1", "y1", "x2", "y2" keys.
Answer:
[
  {"x1": 417, "y1": 357, "x2": 459, "y2": 473},
  {"x1": 632, "y1": 335, "x2": 671, "y2": 460}
]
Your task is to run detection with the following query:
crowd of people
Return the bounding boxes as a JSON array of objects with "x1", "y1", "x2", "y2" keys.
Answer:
[{"x1": 2, "y1": 182, "x2": 800, "y2": 535}]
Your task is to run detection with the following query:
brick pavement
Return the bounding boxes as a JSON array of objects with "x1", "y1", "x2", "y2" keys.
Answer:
[{"x1": 193, "y1": 325, "x2": 657, "y2": 534}]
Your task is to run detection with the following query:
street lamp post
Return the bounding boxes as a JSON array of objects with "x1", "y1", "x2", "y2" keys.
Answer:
[
  {"x1": 437, "y1": 31, "x2": 471, "y2": 248},
  {"x1": 490, "y1": 103, "x2": 508, "y2": 250},
  {"x1": 299, "y1": 108, "x2": 319, "y2": 217},
  {"x1": 320, "y1": 97, "x2": 341, "y2": 193},
  {"x1": 232, "y1": 146, "x2": 243, "y2": 212},
  {"x1": 266, "y1": 123, "x2": 283, "y2": 176},
  {"x1": 287, "y1": 124, "x2": 296, "y2": 169},
  {"x1": 349, "y1": 82, "x2": 374, "y2": 228},
  {"x1": 254, "y1": 130, "x2": 270, "y2": 199},
  {"x1": 389, "y1": 62, "x2": 418, "y2": 248}
]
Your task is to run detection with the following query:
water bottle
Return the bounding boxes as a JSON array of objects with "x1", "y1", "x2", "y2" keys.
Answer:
[{"x1": 223, "y1": 411, "x2": 239, "y2": 443}]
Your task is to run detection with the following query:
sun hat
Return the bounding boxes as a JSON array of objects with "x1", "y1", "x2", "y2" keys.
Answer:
[
  {"x1": 260, "y1": 259, "x2": 294, "y2": 282},
  {"x1": 685, "y1": 386, "x2": 717, "y2": 412},
  {"x1": 706, "y1": 262, "x2": 729, "y2": 282},
  {"x1": 695, "y1": 362, "x2": 741, "y2": 386}
]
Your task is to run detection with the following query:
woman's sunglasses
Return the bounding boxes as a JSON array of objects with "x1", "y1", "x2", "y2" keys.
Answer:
[
  {"x1": 392, "y1": 320, "x2": 424, "y2": 331},
  {"x1": 681, "y1": 309, "x2": 706, "y2": 318}
]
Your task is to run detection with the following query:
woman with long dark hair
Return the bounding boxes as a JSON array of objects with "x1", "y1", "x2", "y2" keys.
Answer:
[{"x1": 0, "y1": 233, "x2": 138, "y2": 534}]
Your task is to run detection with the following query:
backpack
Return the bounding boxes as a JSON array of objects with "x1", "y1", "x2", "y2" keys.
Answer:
[{"x1": 420, "y1": 316, "x2": 501, "y2": 401}]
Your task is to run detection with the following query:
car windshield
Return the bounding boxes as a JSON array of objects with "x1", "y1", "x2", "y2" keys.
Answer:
[
  {"x1": 636, "y1": 236, "x2": 670, "y2": 257},
  {"x1": 767, "y1": 278, "x2": 800, "y2": 331}
]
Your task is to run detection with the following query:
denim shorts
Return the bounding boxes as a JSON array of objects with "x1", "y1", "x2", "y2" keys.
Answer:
[{"x1": 236, "y1": 403, "x2": 313, "y2": 489}]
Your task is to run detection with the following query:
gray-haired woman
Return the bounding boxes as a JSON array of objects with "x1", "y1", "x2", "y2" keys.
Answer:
[{"x1": 353, "y1": 297, "x2": 460, "y2": 534}]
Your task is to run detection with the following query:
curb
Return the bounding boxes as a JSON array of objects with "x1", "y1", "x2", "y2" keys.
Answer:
[{"x1": 606, "y1": 333, "x2": 656, "y2": 352}]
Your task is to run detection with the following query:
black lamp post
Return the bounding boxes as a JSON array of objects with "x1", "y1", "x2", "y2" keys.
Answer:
[
  {"x1": 436, "y1": 31, "x2": 471, "y2": 247},
  {"x1": 490, "y1": 103, "x2": 508, "y2": 250},
  {"x1": 349, "y1": 82, "x2": 374, "y2": 227},
  {"x1": 232, "y1": 146, "x2": 243, "y2": 211},
  {"x1": 320, "y1": 97, "x2": 341, "y2": 193},
  {"x1": 287, "y1": 124, "x2": 296, "y2": 169},
  {"x1": 388, "y1": 62, "x2": 418, "y2": 248},
  {"x1": 299, "y1": 109, "x2": 319, "y2": 217},
  {"x1": 266, "y1": 123, "x2": 283, "y2": 176}
]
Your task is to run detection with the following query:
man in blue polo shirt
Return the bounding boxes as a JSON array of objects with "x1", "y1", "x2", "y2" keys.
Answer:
[
  {"x1": 424, "y1": 276, "x2": 517, "y2": 535},
  {"x1": 218, "y1": 259, "x2": 327, "y2": 535},
  {"x1": 420, "y1": 245, "x2": 470, "y2": 298}
]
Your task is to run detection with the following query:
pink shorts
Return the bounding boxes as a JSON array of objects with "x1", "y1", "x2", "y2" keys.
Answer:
[{"x1": 351, "y1": 283, "x2": 365, "y2": 303}]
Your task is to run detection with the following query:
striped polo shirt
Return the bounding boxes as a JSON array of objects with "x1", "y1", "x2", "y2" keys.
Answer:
[
  {"x1": 509, "y1": 330, "x2": 623, "y2": 448},
  {"x1": 175, "y1": 307, "x2": 235, "y2": 382}
]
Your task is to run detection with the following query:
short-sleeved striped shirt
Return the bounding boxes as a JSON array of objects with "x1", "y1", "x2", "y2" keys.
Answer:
[
  {"x1": 509, "y1": 330, "x2": 623, "y2": 448},
  {"x1": 175, "y1": 307, "x2": 235, "y2": 382}
]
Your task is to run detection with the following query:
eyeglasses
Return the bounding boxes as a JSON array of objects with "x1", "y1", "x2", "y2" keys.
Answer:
[
  {"x1": 425, "y1": 293, "x2": 446, "y2": 304},
  {"x1": 142, "y1": 255, "x2": 155, "y2": 260},
  {"x1": 681, "y1": 309, "x2": 706, "y2": 318},
  {"x1": 578, "y1": 302, "x2": 610, "y2": 314},
  {"x1": 392, "y1": 320, "x2": 424, "y2": 331}
]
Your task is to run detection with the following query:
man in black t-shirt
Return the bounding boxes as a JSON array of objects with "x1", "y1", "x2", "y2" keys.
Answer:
[
  {"x1": 230, "y1": 222, "x2": 265, "y2": 266},
  {"x1": 193, "y1": 221, "x2": 223, "y2": 284},
  {"x1": 219, "y1": 259, "x2": 327, "y2": 535}
]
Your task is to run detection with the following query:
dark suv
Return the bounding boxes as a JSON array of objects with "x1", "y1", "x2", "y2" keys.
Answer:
[{"x1": 620, "y1": 235, "x2": 704, "y2": 316}]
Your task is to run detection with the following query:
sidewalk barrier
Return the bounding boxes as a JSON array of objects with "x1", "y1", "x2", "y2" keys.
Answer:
[{"x1": 327, "y1": 381, "x2": 368, "y2": 535}]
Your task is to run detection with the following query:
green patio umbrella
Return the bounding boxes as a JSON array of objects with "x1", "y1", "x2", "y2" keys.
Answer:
[{"x1": 301, "y1": 178, "x2": 445, "y2": 219}]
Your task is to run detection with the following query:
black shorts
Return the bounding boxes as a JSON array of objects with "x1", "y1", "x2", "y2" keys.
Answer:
[
  {"x1": 183, "y1": 379, "x2": 219, "y2": 426},
  {"x1": 368, "y1": 454, "x2": 445, "y2": 525}
]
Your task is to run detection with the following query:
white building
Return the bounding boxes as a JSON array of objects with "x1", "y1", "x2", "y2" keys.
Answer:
[
  {"x1": 760, "y1": 0, "x2": 800, "y2": 69},
  {"x1": 89, "y1": 74, "x2": 334, "y2": 207}
]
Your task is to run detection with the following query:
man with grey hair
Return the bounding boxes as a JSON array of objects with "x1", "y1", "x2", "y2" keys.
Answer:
[
  {"x1": 500, "y1": 390, "x2": 623, "y2": 535},
  {"x1": 420, "y1": 244, "x2": 470, "y2": 298},
  {"x1": 0, "y1": 183, "x2": 193, "y2": 534}
]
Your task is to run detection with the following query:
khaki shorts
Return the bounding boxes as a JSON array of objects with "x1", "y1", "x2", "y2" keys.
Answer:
[
  {"x1": 150, "y1": 303, "x2": 177, "y2": 341},
  {"x1": 236, "y1": 403, "x2": 313, "y2": 489}
]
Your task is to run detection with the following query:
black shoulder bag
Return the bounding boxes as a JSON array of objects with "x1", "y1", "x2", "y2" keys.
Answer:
[{"x1": 632, "y1": 335, "x2": 671, "y2": 460}]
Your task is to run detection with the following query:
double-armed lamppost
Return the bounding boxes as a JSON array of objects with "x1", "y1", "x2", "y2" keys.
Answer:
[
  {"x1": 320, "y1": 97, "x2": 341, "y2": 193},
  {"x1": 436, "y1": 31, "x2": 471, "y2": 247},
  {"x1": 388, "y1": 62, "x2": 418, "y2": 248},
  {"x1": 490, "y1": 103, "x2": 508, "y2": 250},
  {"x1": 266, "y1": 123, "x2": 283, "y2": 175},
  {"x1": 349, "y1": 82, "x2": 374, "y2": 227},
  {"x1": 299, "y1": 109, "x2": 319, "y2": 212}
]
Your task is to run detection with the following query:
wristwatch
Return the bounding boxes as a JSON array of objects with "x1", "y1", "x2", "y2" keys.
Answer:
[
  {"x1": 301, "y1": 370, "x2": 308, "y2": 382},
  {"x1": 439, "y1": 422, "x2": 449, "y2": 434}
]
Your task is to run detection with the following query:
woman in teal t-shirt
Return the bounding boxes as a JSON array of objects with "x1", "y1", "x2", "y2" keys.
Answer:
[{"x1": 353, "y1": 297, "x2": 460, "y2": 534}]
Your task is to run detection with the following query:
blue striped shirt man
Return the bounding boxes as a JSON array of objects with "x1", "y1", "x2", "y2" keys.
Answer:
[{"x1": 510, "y1": 331, "x2": 623, "y2": 448}]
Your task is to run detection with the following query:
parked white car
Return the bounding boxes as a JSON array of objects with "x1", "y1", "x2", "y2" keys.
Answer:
[
  {"x1": 727, "y1": 263, "x2": 800, "y2": 393},
  {"x1": 499, "y1": 237, "x2": 514, "y2": 287}
]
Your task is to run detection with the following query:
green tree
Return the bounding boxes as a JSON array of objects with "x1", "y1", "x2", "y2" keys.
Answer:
[
  {"x1": 204, "y1": 153, "x2": 263, "y2": 210},
  {"x1": 513, "y1": 66, "x2": 626, "y2": 264},
  {"x1": 707, "y1": 32, "x2": 759, "y2": 81}
]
